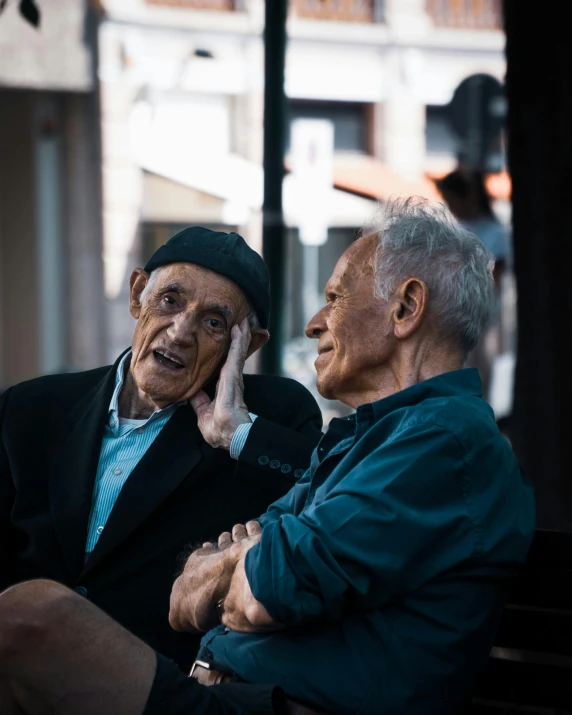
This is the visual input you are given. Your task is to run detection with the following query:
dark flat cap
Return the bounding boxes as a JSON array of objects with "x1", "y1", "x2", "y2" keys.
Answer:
[{"x1": 144, "y1": 226, "x2": 270, "y2": 329}]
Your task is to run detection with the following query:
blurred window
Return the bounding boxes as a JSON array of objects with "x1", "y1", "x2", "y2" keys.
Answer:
[
  {"x1": 290, "y1": 0, "x2": 382, "y2": 23},
  {"x1": 426, "y1": 0, "x2": 502, "y2": 29},
  {"x1": 288, "y1": 101, "x2": 371, "y2": 154},
  {"x1": 145, "y1": 0, "x2": 240, "y2": 10}
]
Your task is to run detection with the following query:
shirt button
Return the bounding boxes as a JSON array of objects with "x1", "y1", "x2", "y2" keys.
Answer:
[
  {"x1": 74, "y1": 586, "x2": 88, "y2": 597},
  {"x1": 96, "y1": 525, "x2": 104, "y2": 535},
  {"x1": 136, "y1": 427, "x2": 145, "y2": 434},
  {"x1": 281, "y1": 463, "x2": 292, "y2": 474},
  {"x1": 294, "y1": 469, "x2": 305, "y2": 478},
  {"x1": 113, "y1": 467, "x2": 122, "y2": 475},
  {"x1": 258, "y1": 456, "x2": 269, "y2": 466},
  {"x1": 269, "y1": 459, "x2": 280, "y2": 469}
]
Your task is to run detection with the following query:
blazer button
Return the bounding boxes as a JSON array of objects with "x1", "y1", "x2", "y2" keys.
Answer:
[
  {"x1": 258, "y1": 455, "x2": 269, "y2": 466},
  {"x1": 270, "y1": 459, "x2": 281, "y2": 469},
  {"x1": 281, "y1": 463, "x2": 292, "y2": 474},
  {"x1": 74, "y1": 586, "x2": 88, "y2": 597},
  {"x1": 294, "y1": 469, "x2": 305, "y2": 478}
]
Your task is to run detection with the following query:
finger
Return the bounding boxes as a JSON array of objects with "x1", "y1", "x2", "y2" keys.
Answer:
[
  {"x1": 232, "y1": 523, "x2": 248, "y2": 542},
  {"x1": 190, "y1": 390, "x2": 212, "y2": 417},
  {"x1": 218, "y1": 532, "x2": 232, "y2": 550},
  {"x1": 246, "y1": 520, "x2": 262, "y2": 537},
  {"x1": 226, "y1": 322, "x2": 251, "y2": 371},
  {"x1": 215, "y1": 327, "x2": 249, "y2": 407}
]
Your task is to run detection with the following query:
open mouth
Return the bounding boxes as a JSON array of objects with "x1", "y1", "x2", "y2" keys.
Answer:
[{"x1": 153, "y1": 349, "x2": 184, "y2": 371}]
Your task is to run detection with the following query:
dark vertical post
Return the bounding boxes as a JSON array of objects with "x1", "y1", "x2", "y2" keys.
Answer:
[
  {"x1": 260, "y1": 0, "x2": 288, "y2": 375},
  {"x1": 504, "y1": 2, "x2": 572, "y2": 528}
]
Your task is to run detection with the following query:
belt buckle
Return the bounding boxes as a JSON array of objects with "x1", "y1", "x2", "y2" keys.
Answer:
[{"x1": 189, "y1": 659, "x2": 211, "y2": 678}]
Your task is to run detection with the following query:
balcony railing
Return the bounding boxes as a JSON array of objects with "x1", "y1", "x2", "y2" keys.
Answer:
[
  {"x1": 145, "y1": 0, "x2": 239, "y2": 10},
  {"x1": 290, "y1": 0, "x2": 381, "y2": 23},
  {"x1": 426, "y1": 0, "x2": 502, "y2": 29}
]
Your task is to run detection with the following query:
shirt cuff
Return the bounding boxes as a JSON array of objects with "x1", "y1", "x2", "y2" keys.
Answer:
[{"x1": 229, "y1": 413, "x2": 258, "y2": 460}]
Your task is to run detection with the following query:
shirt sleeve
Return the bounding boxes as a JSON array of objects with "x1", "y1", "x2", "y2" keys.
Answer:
[
  {"x1": 245, "y1": 421, "x2": 477, "y2": 626},
  {"x1": 229, "y1": 413, "x2": 258, "y2": 460}
]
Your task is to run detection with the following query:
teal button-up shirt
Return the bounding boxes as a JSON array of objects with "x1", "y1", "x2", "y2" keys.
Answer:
[{"x1": 202, "y1": 369, "x2": 535, "y2": 715}]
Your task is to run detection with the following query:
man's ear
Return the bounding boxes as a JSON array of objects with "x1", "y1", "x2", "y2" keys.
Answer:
[
  {"x1": 392, "y1": 278, "x2": 428, "y2": 340},
  {"x1": 246, "y1": 329, "x2": 270, "y2": 358},
  {"x1": 129, "y1": 268, "x2": 150, "y2": 319}
]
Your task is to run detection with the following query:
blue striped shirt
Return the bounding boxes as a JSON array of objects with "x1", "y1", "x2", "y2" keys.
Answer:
[
  {"x1": 85, "y1": 353, "x2": 257, "y2": 556},
  {"x1": 85, "y1": 352, "x2": 180, "y2": 554}
]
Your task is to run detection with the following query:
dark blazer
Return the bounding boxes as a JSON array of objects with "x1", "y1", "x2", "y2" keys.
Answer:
[{"x1": 0, "y1": 355, "x2": 322, "y2": 669}]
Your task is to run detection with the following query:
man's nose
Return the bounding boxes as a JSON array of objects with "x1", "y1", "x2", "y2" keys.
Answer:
[
  {"x1": 305, "y1": 305, "x2": 327, "y2": 339},
  {"x1": 166, "y1": 313, "x2": 197, "y2": 345}
]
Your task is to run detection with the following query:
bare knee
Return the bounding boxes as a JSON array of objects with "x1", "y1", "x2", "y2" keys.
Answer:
[{"x1": 0, "y1": 580, "x2": 77, "y2": 659}]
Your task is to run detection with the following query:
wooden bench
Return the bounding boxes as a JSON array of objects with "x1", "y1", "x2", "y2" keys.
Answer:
[{"x1": 465, "y1": 529, "x2": 572, "y2": 714}]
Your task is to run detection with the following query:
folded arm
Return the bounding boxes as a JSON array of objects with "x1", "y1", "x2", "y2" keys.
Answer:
[
  {"x1": 244, "y1": 423, "x2": 476, "y2": 627},
  {"x1": 169, "y1": 521, "x2": 281, "y2": 634},
  {"x1": 172, "y1": 424, "x2": 473, "y2": 634}
]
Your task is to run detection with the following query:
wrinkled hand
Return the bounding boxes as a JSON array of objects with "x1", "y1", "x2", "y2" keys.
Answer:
[
  {"x1": 190, "y1": 318, "x2": 252, "y2": 450},
  {"x1": 169, "y1": 521, "x2": 262, "y2": 634},
  {"x1": 216, "y1": 520, "x2": 262, "y2": 551}
]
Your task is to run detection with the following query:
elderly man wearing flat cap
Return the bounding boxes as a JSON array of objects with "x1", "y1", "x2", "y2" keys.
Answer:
[{"x1": 0, "y1": 227, "x2": 322, "y2": 670}]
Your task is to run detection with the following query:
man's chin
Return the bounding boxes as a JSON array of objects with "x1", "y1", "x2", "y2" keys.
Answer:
[
  {"x1": 136, "y1": 374, "x2": 194, "y2": 408},
  {"x1": 315, "y1": 373, "x2": 336, "y2": 401}
]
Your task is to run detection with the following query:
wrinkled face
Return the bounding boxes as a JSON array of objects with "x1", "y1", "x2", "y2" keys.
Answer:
[
  {"x1": 130, "y1": 263, "x2": 250, "y2": 407},
  {"x1": 305, "y1": 234, "x2": 396, "y2": 406}
]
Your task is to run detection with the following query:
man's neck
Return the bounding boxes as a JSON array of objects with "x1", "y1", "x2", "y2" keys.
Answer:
[
  {"x1": 117, "y1": 366, "x2": 162, "y2": 420},
  {"x1": 343, "y1": 349, "x2": 464, "y2": 410}
]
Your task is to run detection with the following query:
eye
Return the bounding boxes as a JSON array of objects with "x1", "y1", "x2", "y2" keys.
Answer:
[
  {"x1": 163, "y1": 295, "x2": 176, "y2": 306},
  {"x1": 206, "y1": 318, "x2": 223, "y2": 330}
]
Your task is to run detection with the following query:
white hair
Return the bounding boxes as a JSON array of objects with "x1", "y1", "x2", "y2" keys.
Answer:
[
  {"x1": 364, "y1": 196, "x2": 495, "y2": 361},
  {"x1": 140, "y1": 265, "x2": 261, "y2": 331}
]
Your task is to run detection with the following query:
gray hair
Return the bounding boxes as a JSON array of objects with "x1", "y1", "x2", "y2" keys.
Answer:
[
  {"x1": 364, "y1": 196, "x2": 495, "y2": 360},
  {"x1": 140, "y1": 266, "x2": 261, "y2": 331}
]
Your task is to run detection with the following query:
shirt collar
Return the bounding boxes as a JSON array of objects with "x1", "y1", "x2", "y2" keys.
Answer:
[
  {"x1": 317, "y1": 369, "x2": 482, "y2": 461},
  {"x1": 356, "y1": 368, "x2": 483, "y2": 426},
  {"x1": 108, "y1": 350, "x2": 182, "y2": 430}
]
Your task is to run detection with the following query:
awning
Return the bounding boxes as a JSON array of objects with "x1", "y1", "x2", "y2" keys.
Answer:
[
  {"x1": 332, "y1": 154, "x2": 442, "y2": 201},
  {"x1": 141, "y1": 153, "x2": 377, "y2": 228}
]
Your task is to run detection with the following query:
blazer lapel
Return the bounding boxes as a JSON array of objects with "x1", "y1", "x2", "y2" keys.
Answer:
[
  {"x1": 81, "y1": 403, "x2": 206, "y2": 575},
  {"x1": 49, "y1": 361, "x2": 119, "y2": 580}
]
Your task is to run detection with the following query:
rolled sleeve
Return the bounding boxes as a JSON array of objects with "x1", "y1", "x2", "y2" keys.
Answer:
[{"x1": 245, "y1": 422, "x2": 477, "y2": 627}]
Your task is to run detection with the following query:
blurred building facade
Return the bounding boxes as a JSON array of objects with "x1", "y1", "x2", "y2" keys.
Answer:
[
  {"x1": 0, "y1": 0, "x2": 508, "y2": 401},
  {"x1": 0, "y1": 0, "x2": 106, "y2": 388}
]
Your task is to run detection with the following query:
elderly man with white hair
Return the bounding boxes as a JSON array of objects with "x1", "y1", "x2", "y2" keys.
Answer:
[{"x1": 0, "y1": 198, "x2": 534, "y2": 715}]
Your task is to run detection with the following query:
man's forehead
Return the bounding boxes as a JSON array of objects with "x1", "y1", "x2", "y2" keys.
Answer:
[
  {"x1": 329, "y1": 234, "x2": 378, "y2": 287},
  {"x1": 155, "y1": 263, "x2": 246, "y2": 298}
]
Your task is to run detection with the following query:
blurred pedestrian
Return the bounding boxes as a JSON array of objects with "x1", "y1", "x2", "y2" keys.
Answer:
[{"x1": 436, "y1": 168, "x2": 510, "y2": 400}]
